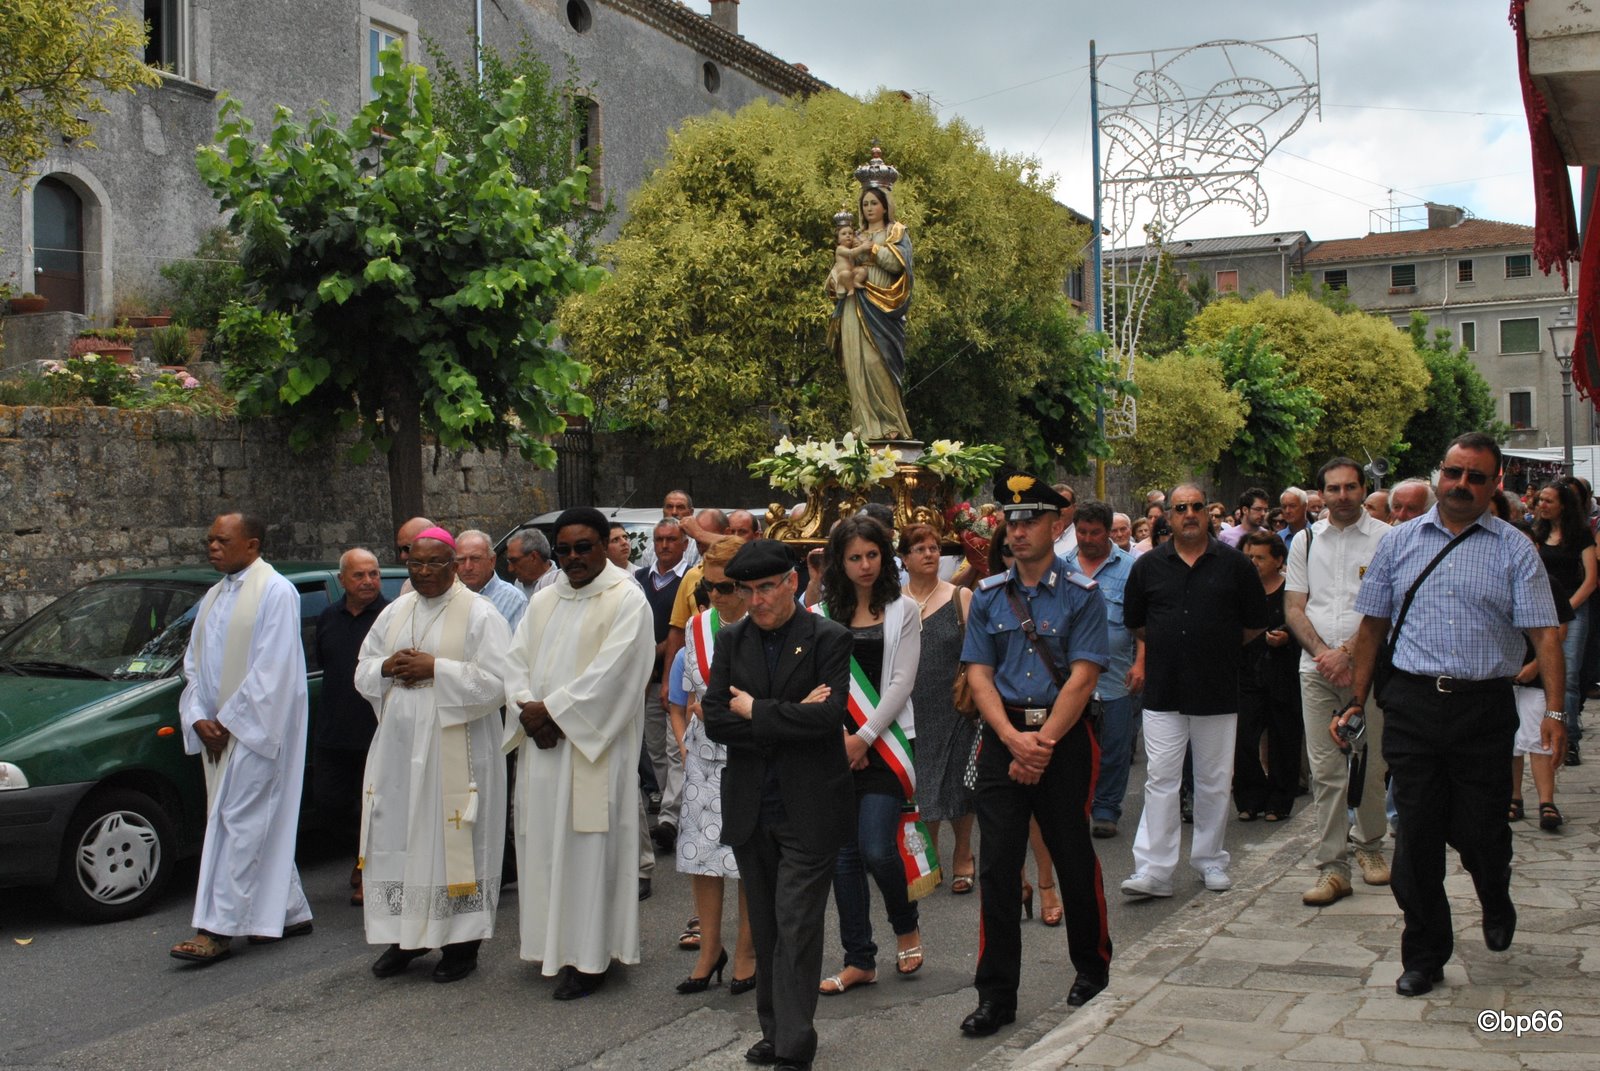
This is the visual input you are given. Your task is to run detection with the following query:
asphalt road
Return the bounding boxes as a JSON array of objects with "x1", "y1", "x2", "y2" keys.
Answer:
[{"x1": 0, "y1": 760, "x2": 1305, "y2": 1071}]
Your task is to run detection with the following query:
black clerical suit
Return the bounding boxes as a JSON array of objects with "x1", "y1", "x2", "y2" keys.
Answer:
[{"x1": 703, "y1": 609, "x2": 855, "y2": 1069}]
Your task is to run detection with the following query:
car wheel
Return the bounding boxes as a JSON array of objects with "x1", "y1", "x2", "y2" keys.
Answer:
[{"x1": 54, "y1": 788, "x2": 176, "y2": 923}]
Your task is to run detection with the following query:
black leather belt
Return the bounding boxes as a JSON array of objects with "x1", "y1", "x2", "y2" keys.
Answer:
[
  {"x1": 1003, "y1": 704, "x2": 1050, "y2": 728},
  {"x1": 1393, "y1": 669, "x2": 1509, "y2": 694}
]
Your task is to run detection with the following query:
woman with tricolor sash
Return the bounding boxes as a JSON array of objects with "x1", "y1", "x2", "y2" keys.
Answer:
[
  {"x1": 674, "y1": 536, "x2": 758, "y2": 994},
  {"x1": 815, "y1": 515, "x2": 931, "y2": 994}
]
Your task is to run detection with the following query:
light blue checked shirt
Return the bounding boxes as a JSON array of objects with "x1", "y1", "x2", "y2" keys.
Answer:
[
  {"x1": 1354, "y1": 506, "x2": 1557, "y2": 679},
  {"x1": 1067, "y1": 544, "x2": 1137, "y2": 700},
  {"x1": 477, "y1": 572, "x2": 528, "y2": 632}
]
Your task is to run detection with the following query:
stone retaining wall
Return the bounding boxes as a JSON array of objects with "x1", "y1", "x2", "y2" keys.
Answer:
[{"x1": 0, "y1": 405, "x2": 558, "y2": 630}]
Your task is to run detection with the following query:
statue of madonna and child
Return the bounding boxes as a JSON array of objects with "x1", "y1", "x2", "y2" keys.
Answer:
[{"x1": 826, "y1": 144, "x2": 914, "y2": 445}]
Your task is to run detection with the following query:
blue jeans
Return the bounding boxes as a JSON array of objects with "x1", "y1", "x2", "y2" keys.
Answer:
[
  {"x1": 1091, "y1": 695, "x2": 1138, "y2": 822},
  {"x1": 1564, "y1": 601, "x2": 1588, "y2": 742},
  {"x1": 832, "y1": 790, "x2": 918, "y2": 971}
]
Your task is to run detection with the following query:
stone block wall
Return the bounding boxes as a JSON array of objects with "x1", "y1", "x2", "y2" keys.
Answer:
[{"x1": 0, "y1": 405, "x2": 557, "y2": 631}]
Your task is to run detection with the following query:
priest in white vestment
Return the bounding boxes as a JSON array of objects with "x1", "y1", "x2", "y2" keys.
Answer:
[
  {"x1": 505, "y1": 507, "x2": 655, "y2": 1000},
  {"x1": 354, "y1": 528, "x2": 513, "y2": 983},
  {"x1": 170, "y1": 513, "x2": 312, "y2": 965}
]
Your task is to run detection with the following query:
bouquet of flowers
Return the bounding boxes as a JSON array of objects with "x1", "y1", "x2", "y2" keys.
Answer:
[
  {"x1": 946, "y1": 501, "x2": 1003, "y2": 571},
  {"x1": 751, "y1": 433, "x2": 901, "y2": 493}
]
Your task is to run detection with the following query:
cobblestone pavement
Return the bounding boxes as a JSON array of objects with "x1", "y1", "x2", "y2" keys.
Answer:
[{"x1": 979, "y1": 750, "x2": 1599, "y2": 1070}]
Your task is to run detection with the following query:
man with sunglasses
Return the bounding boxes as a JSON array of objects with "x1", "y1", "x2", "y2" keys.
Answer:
[
  {"x1": 703, "y1": 540, "x2": 853, "y2": 1071},
  {"x1": 505, "y1": 508, "x2": 656, "y2": 1000},
  {"x1": 1344, "y1": 432, "x2": 1564, "y2": 997},
  {"x1": 1122, "y1": 484, "x2": 1269, "y2": 901}
]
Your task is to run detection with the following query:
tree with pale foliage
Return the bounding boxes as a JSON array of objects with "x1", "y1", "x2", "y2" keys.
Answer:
[
  {"x1": 558, "y1": 90, "x2": 1116, "y2": 470},
  {"x1": 1115, "y1": 351, "x2": 1246, "y2": 489},
  {"x1": 0, "y1": 0, "x2": 159, "y2": 187},
  {"x1": 1187, "y1": 291, "x2": 1428, "y2": 463}
]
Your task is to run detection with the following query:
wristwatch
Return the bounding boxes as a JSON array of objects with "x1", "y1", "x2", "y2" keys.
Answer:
[{"x1": 1545, "y1": 710, "x2": 1566, "y2": 721}]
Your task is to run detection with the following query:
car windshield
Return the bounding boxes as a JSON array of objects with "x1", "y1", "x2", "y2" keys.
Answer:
[{"x1": 0, "y1": 580, "x2": 205, "y2": 681}]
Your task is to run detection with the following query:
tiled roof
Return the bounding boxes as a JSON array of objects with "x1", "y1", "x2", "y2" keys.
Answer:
[
  {"x1": 1303, "y1": 219, "x2": 1535, "y2": 265},
  {"x1": 617, "y1": 1, "x2": 829, "y2": 96},
  {"x1": 1110, "y1": 232, "x2": 1309, "y2": 260}
]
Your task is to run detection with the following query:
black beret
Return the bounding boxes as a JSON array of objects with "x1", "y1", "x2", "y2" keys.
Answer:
[
  {"x1": 725, "y1": 539, "x2": 797, "y2": 582},
  {"x1": 553, "y1": 508, "x2": 610, "y2": 542}
]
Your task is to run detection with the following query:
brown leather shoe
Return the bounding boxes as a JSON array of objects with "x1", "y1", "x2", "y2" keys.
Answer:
[
  {"x1": 1353, "y1": 848, "x2": 1390, "y2": 886},
  {"x1": 1302, "y1": 871, "x2": 1353, "y2": 906}
]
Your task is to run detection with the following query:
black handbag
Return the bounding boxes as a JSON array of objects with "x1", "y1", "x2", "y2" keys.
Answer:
[{"x1": 1373, "y1": 526, "x2": 1480, "y2": 703}]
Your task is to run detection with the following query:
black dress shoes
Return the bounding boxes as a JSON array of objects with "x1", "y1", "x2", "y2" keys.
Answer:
[
  {"x1": 1395, "y1": 966, "x2": 1444, "y2": 997},
  {"x1": 432, "y1": 940, "x2": 480, "y2": 983},
  {"x1": 774, "y1": 1062, "x2": 810, "y2": 1070},
  {"x1": 552, "y1": 964, "x2": 609, "y2": 1000},
  {"x1": 744, "y1": 1039, "x2": 777, "y2": 1065},
  {"x1": 1484, "y1": 907, "x2": 1517, "y2": 952},
  {"x1": 638, "y1": 877, "x2": 652, "y2": 901},
  {"x1": 371, "y1": 944, "x2": 428, "y2": 978},
  {"x1": 959, "y1": 1001, "x2": 1016, "y2": 1037},
  {"x1": 1067, "y1": 973, "x2": 1108, "y2": 1007}
]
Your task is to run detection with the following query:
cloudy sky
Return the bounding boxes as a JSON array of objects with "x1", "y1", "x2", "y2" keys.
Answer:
[{"x1": 700, "y1": 0, "x2": 1539, "y2": 245}]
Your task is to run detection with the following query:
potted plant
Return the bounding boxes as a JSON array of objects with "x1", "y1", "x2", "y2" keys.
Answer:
[
  {"x1": 72, "y1": 326, "x2": 138, "y2": 364},
  {"x1": 8, "y1": 292, "x2": 49, "y2": 314}
]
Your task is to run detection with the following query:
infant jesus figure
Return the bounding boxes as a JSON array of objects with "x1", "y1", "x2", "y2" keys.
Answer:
[{"x1": 829, "y1": 214, "x2": 872, "y2": 296}]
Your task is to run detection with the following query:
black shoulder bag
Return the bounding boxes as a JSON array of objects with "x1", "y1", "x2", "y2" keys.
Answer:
[
  {"x1": 1003, "y1": 581, "x2": 1100, "y2": 730},
  {"x1": 1372, "y1": 525, "x2": 1479, "y2": 703}
]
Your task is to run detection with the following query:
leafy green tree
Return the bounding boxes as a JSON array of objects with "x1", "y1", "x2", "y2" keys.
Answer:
[
  {"x1": 1137, "y1": 253, "x2": 1200, "y2": 356},
  {"x1": 1187, "y1": 291, "x2": 1428, "y2": 464},
  {"x1": 159, "y1": 227, "x2": 245, "y2": 332},
  {"x1": 197, "y1": 49, "x2": 604, "y2": 525},
  {"x1": 0, "y1": 0, "x2": 160, "y2": 186},
  {"x1": 1394, "y1": 312, "x2": 1506, "y2": 478},
  {"x1": 424, "y1": 37, "x2": 612, "y2": 261},
  {"x1": 558, "y1": 91, "x2": 1112, "y2": 466},
  {"x1": 1017, "y1": 310, "x2": 1133, "y2": 474},
  {"x1": 1115, "y1": 351, "x2": 1247, "y2": 489},
  {"x1": 1199, "y1": 325, "x2": 1323, "y2": 486}
]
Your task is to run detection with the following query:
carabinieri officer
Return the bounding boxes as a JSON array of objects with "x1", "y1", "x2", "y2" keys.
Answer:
[{"x1": 958, "y1": 473, "x2": 1113, "y2": 1038}]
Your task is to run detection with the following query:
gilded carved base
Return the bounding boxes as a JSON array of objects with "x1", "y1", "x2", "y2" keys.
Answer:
[{"x1": 763, "y1": 460, "x2": 960, "y2": 551}]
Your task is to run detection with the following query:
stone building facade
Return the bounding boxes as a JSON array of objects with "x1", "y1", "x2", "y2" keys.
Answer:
[{"x1": 0, "y1": 0, "x2": 822, "y2": 326}]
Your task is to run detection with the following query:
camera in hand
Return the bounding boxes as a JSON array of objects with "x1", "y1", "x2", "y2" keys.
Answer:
[{"x1": 1333, "y1": 706, "x2": 1367, "y2": 752}]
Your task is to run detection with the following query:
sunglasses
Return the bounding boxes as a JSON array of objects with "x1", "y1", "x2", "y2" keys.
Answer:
[
  {"x1": 1171, "y1": 502, "x2": 1207, "y2": 514},
  {"x1": 705, "y1": 580, "x2": 744, "y2": 596},
  {"x1": 1439, "y1": 465, "x2": 1493, "y2": 486},
  {"x1": 553, "y1": 540, "x2": 598, "y2": 558}
]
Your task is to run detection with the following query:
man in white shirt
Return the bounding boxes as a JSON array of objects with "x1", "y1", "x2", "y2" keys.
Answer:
[
  {"x1": 1285, "y1": 458, "x2": 1393, "y2": 906},
  {"x1": 1051, "y1": 483, "x2": 1079, "y2": 559},
  {"x1": 506, "y1": 528, "x2": 559, "y2": 597}
]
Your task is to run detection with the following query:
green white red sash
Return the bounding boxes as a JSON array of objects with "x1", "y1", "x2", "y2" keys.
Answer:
[
  {"x1": 690, "y1": 608, "x2": 720, "y2": 688},
  {"x1": 812, "y1": 602, "x2": 942, "y2": 899}
]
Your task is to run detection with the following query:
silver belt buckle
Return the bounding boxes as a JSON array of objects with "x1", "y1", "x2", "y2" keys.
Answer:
[
  {"x1": 1023, "y1": 707, "x2": 1048, "y2": 727},
  {"x1": 1435, "y1": 676, "x2": 1451, "y2": 693}
]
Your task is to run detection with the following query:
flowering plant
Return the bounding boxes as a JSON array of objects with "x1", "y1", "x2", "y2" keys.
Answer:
[
  {"x1": 43, "y1": 354, "x2": 138, "y2": 406},
  {"x1": 946, "y1": 501, "x2": 1003, "y2": 571},
  {"x1": 916, "y1": 439, "x2": 1005, "y2": 489},
  {"x1": 752, "y1": 432, "x2": 901, "y2": 493}
]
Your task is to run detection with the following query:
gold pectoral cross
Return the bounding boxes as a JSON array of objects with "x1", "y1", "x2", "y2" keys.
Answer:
[{"x1": 447, "y1": 809, "x2": 464, "y2": 830}]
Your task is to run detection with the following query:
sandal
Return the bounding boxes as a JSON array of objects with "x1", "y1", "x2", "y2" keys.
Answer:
[
  {"x1": 678, "y1": 915, "x2": 701, "y2": 951},
  {"x1": 1039, "y1": 883, "x2": 1063, "y2": 927},
  {"x1": 1237, "y1": 809, "x2": 1259, "y2": 822},
  {"x1": 1508, "y1": 798, "x2": 1525, "y2": 821},
  {"x1": 1262, "y1": 811, "x2": 1284, "y2": 823},
  {"x1": 896, "y1": 943, "x2": 924, "y2": 976},
  {"x1": 950, "y1": 872, "x2": 975, "y2": 895},
  {"x1": 818, "y1": 968, "x2": 876, "y2": 995},
  {"x1": 247, "y1": 920, "x2": 313, "y2": 945},
  {"x1": 170, "y1": 932, "x2": 232, "y2": 965},
  {"x1": 1538, "y1": 802, "x2": 1563, "y2": 831}
]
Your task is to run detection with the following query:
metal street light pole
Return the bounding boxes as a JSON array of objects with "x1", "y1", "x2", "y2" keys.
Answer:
[{"x1": 1549, "y1": 310, "x2": 1578, "y2": 477}]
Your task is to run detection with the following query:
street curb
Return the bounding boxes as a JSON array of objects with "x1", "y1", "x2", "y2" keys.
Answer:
[{"x1": 970, "y1": 806, "x2": 1323, "y2": 1070}]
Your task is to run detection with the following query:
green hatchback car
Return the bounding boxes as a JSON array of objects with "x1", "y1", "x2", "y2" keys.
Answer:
[{"x1": 0, "y1": 562, "x2": 406, "y2": 922}]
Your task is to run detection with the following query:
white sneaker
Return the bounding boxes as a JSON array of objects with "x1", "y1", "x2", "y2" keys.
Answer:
[
  {"x1": 1121, "y1": 871, "x2": 1173, "y2": 898},
  {"x1": 1202, "y1": 866, "x2": 1232, "y2": 892}
]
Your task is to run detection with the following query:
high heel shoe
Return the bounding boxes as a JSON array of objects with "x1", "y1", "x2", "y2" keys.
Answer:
[
  {"x1": 1039, "y1": 882, "x2": 1063, "y2": 927},
  {"x1": 675, "y1": 948, "x2": 728, "y2": 994},
  {"x1": 729, "y1": 973, "x2": 756, "y2": 995},
  {"x1": 1021, "y1": 880, "x2": 1034, "y2": 920}
]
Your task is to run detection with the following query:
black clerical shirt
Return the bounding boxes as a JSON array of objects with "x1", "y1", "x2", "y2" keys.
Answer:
[{"x1": 313, "y1": 593, "x2": 388, "y2": 750}]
